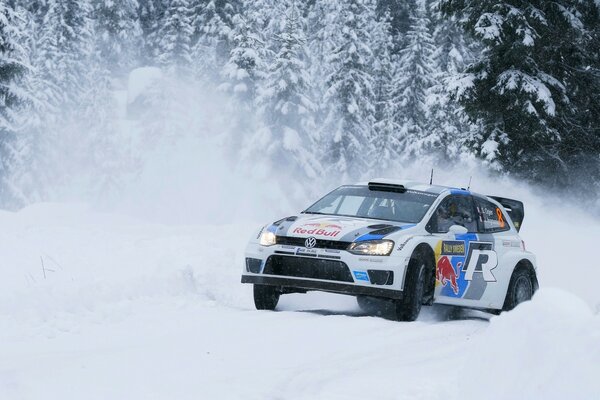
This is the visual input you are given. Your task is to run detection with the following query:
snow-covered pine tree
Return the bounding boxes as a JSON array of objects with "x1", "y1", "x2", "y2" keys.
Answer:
[
  {"x1": 394, "y1": 0, "x2": 436, "y2": 158},
  {"x1": 370, "y1": 10, "x2": 402, "y2": 173},
  {"x1": 441, "y1": 0, "x2": 600, "y2": 191},
  {"x1": 252, "y1": 1, "x2": 321, "y2": 181},
  {"x1": 157, "y1": 0, "x2": 194, "y2": 74},
  {"x1": 423, "y1": 0, "x2": 476, "y2": 161},
  {"x1": 192, "y1": 0, "x2": 240, "y2": 80},
  {"x1": 94, "y1": 0, "x2": 143, "y2": 76},
  {"x1": 318, "y1": 0, "x2": 378, "y2": 179},
  {"x1": 0, "y1": 2, "x2": 30, "y2": 206},
  {"x1": 220, "y1": 1, "x2": 270, "y2": 105},
  {"x1": 138, "y1": 0, "x2": 167, "y2": 64},
  {"x1": 376, "y1": 0, "x2": 415, "y2": 53},
  {"x1": 35, "y1": 0, "x2": 95, "y2": 106}
]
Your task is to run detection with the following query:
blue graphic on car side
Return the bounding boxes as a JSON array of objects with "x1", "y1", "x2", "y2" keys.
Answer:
[
  {"x1": 353, "y1": 271, "x2": 370, "y2": 282},
  {"x1": 439, "y1": 233, "x2": 478, "y2": 298}
]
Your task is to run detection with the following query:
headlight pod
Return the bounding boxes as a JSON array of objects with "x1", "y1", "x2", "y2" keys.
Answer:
[
  {"x1": 347, "y1": 240, "x2": 394, "y2": 256},
  {"x1": 259, "y1": 231, "x2": 277, "y2": 246}
]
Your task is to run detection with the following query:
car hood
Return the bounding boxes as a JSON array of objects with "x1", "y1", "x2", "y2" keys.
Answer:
[{"x1": 269, "y1": 214, "x2": 416, "y2": 242}]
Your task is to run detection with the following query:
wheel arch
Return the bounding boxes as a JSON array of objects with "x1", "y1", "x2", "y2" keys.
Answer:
[
  {"x1": 513, "y1": 258, "x2": 539, "y2": 292},
  {"x1": 408, "y1": 243, "x2": 436, "y2": 304},
  {"x1": 499, "y1": 258, "x2": 539, "y2": 310}
]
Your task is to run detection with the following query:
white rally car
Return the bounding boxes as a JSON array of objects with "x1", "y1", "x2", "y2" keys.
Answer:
[{"x1": 241, "y1": 179, "x2": 538, "y2": 321}]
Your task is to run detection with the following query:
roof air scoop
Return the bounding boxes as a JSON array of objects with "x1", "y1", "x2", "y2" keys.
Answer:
[{"x1": 368, "y1": 182, "x2": 406, "y2": 193}]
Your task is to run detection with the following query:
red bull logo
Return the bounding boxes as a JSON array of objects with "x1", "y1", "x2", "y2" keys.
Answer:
[
  {"x1": 293, "y1": 222, "x2": 342, "y2": 237},
  {"x1": 436, "y1": 256, "x2": 461, "y2": 295}
]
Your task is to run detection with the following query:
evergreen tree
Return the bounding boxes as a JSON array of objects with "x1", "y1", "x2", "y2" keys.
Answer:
[
  {"x1": 94, "y1": 0, "x2": 142, "y2": 76},
  {"x1": 192, "y1": 0, "x2": 239, "y2": 80},
  {"x1": 424, "y1": 0, "x2": 477, "y2": 160},
  {"x1": 442, "y1": 0, "x2": 600, "y2": 191},
  {"x1": 376, "y1": 0, "x2": 415, "y2": 52},
  {"x1": 318, "y1": 0, "x2": 379, "y2": 178},
  {"x1": 138, "y1": 0, "x2": 167, "y2": 63},
  {"x1": 220, "y1": 9, "x2": 268, "y2": 105},
  {"x1": 35, "y1": 0, "x2": 95, "y2": 105},
  {"x1": 370, "y1": 10, "x2": 401, "y2": 172},
  {"x1": 253, "y1": 2, "x2": 321, "y2": 180},
  {"x1": 157, "y1": 0, "x2": 194, "y2": 74},
  {"x1": 394, "y1": 0, "x2": 436, "y2": 157},
  {"x1": 0, "y1": 2, "x2": 29, "y2": 205}
]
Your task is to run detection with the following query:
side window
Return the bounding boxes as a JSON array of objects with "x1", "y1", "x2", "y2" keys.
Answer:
[
  {"x1": 427, "y1": 195, "x2": 477, "y2": 233},
  {"x1": 474, "y1": 198, "x2": 510, "y2": 233}
]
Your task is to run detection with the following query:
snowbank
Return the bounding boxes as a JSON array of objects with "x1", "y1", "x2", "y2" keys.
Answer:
[
  {"x1": 1, "y1": 202, "x2": 599, "y2": 400},
  {"x1": 463, "y1": 288, "x2": 600, "y2": 400},
  {"x1": 0, "y1": 203, "x2": 255, "y2": 323}
]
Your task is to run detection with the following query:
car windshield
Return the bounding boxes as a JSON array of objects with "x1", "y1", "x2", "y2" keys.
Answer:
[{"x1": 303, "y1": 185, "x2": 437, "y2": 223}]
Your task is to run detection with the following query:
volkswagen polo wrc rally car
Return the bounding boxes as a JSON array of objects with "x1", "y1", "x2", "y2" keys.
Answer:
[{"x1": 241, "y1": 179, "x2": 538, "y2": 321}]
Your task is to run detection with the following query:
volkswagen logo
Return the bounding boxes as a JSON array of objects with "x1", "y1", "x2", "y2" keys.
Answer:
[{"x1": 305, "y1": 237, "x2": 317, "y2": 249}]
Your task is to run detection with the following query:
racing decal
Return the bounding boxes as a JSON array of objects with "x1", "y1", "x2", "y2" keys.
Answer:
[
  {"x1": 353, "y1": 271, "x2": 370, "y2": 282},
  {"x1": 441, "y1": 240, "x2": 465, "y2": 256},
  {"x1": 462, "y1": 242, "x2": 498, "y2": 282},
  {"x1": 354, "y1": 224, "x2": 416, "y2": 242},
  {"x1": 434, "y1": 234, "x2": 498, "y2": 300},
  {"x1": 436, "y1": 255, "x2": 460, "y2": 294},
  {"x1": 396, "y1": 236, "x2": 414, "y2": 251},
  {"x1": 292, "y1": 222, "x2": 342, "y2": 238},
  {"x1": 450, "y1": 189, "x2": 471, "y2": 196},
  {"x1": 496, "y1": 208, "x2": 506, "y2": 228}
]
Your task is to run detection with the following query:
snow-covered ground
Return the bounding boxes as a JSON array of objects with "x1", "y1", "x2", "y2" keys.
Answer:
[{"x1": 0, "y1": 198, "x2": 598, "y2": 399}]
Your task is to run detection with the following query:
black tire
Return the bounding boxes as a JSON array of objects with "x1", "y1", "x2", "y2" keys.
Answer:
[
  {"x1": 253, "y1": 284, "x2": 280, "y2": 310},
  {"x1": 356, "y1": 295, "x2": 380, "y2": 313},
  {"x1": 502, "y1": 266, "x2": 537, "y2": 311},
  {"x1": 394, "y1": 258, "x2": 427, "y2": 321}
]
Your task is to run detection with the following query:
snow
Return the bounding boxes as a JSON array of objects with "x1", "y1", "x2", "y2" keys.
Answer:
[
  {"x1": 464, "y1": 289, "x2": 600, "y2": 400},
  {"x1": 1, "y1": 182, "x2": 599, "y2": 399},
  {"x1": 474, "y1": 13, "x2": 504, "y2": 41},
  {"x1": 127, "y1": 67, "x2": 162, "y2": 105}
]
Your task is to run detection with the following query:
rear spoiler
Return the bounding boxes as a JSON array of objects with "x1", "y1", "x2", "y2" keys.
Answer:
[{"x1": 489, "y1": 196, "x2": 525, "y2": 232}]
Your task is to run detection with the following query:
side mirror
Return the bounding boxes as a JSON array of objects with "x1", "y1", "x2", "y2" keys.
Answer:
[{"x1": 448, "y1": 225, "x2": 468, "y2": 235}]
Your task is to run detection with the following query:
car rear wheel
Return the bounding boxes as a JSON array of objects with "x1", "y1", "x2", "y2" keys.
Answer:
[
  {"x1": 253, "y1": 284, "x2": 280, "y2": 310},
  {"x1": 394, "y1": 259, "x2": 426, "y2": 321},
  {"x1": 503, "y1": 266, "x2": 537, "y2": 311}
]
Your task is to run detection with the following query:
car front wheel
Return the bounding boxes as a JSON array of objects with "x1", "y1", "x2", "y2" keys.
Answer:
[
  {"x1": 253, "y1": 284, "x2": 280, "y2": 310},
  {"x1": 394, "y1": 259, "x2": 426, "y2": 321}
]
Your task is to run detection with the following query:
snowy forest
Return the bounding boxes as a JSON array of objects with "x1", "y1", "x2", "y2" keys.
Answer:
[{"x1": 0, "y1": 0, "x2": 599, "y2": 209}]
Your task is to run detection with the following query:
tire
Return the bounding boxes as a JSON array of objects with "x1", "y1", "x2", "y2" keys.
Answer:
[
  {"x1": 356, "y1": 295, "x2": 380, "y2": 313},
  {"x1": 394, "y1": 258, "x2": 427, "y2": 321},
  {"x1": 253, "y1": 284, "x2": 280, "y2": 311},
  {"x1": 503, "y1": 266, "x2": 536, "y2": 311}
]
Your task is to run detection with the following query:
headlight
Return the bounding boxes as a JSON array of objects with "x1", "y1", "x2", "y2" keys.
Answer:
[
  {"x1": 259, "y1": 231, "x2": 277, "y2": 246},
  {"x1": 347, "y1": 240, "x2": 394, "y2": 256}
]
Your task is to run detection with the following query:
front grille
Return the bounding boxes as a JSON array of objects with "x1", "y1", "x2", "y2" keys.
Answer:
[
  {"x1": 367, "y1": 270, "x2": 394, "y2": 285},
  {"x1": 263, "y1": 255, "x2": 353, "y2": 282},
  {"x1": 276, "y1": 236, "x2": 351, "y2": 250}
]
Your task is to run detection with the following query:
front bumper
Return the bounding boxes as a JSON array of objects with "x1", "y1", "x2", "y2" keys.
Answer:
[
  {"x1": 241, "y1": 241, "x2": 409, "y2": 300},
  {"x1": 241, "y1": 274, "x2": 404, "y2": 299}
]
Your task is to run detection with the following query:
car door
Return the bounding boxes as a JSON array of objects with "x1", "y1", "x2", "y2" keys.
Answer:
[
  {"x1": 426, "y1": 194, "x2": 480, "y2": 302},
  {"x1": 471, "y1": 196, "x2": 518, "y2": 306}
]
